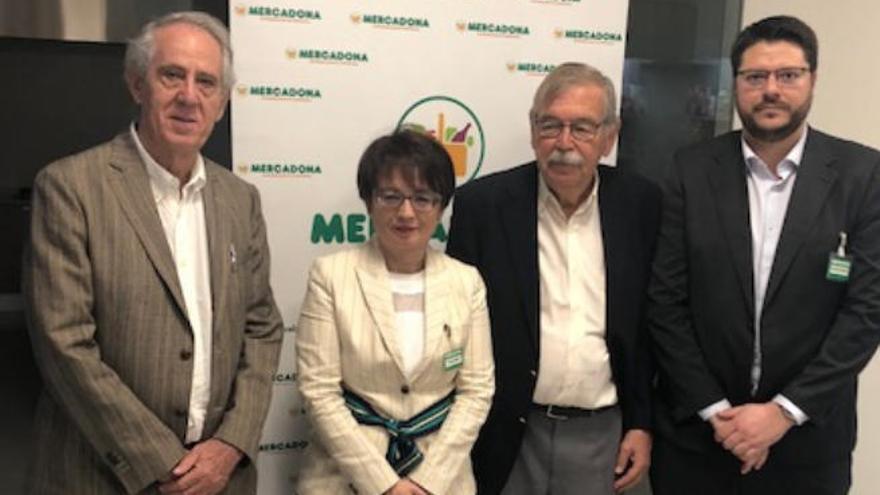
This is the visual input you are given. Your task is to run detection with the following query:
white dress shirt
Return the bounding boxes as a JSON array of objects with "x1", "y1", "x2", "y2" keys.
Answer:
[
  {"x1": 532, "y1": 174, "x2": 617, "y2": 409},
  {"x1": 699, "y1": 128, "x2": 809, "y2": 425},
  {"x1": 131, "y1": 124, "x2": 214, "y2": 442}
]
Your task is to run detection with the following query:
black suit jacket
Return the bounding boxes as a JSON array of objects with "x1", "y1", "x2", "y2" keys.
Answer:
[
  {"x1": 447, "y1": 162, "x2": 661, "y2": 494},
  {"x1": 649, "y1": 128, "x2": 880, "y2": 466}
]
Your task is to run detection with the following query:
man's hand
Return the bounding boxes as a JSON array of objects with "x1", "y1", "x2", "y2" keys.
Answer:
[
  {"x1": 711, "y1": 403, "x2": 793, "y2": 474},
  {"x1": 717, "y1": 403, "x2": 793, "y2": 456},
  {"x1": 158, "y1": 439, "x2": 243, "y2": 495},
  {"x1": 738, "y1": 447, "x2": 769, "y2": 475},
  {"x1": 709, "y1": 413, "x2": 736, "y2": 444},
  {"x1": 711, "y1": 413, "x2": 768, "y2": 474},
  {"x1": 383, "y1": 478, "x2": 430, "y2": 495},
  {"x1": 613, "y1": 429, "x2": 652, "y2": 493}
]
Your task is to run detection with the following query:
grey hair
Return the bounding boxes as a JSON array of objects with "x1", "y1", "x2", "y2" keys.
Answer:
[
  {"x1": 529, "y1": 62, "x2": 618, "y2": 125},
  {"x1": 124, "y1": 11, "x2": 235, "y2": 94}
]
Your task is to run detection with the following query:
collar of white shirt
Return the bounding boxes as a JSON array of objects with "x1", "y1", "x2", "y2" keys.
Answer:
[
  {"x1": 741, "y1": 125, "x2": 809, "y2": 180},
  {"x1": 536, "y1": 166, "x2": 600, "y2": 220},
  {"x1": 129, "y1": 123, "x2": 207, "y2": 202}
]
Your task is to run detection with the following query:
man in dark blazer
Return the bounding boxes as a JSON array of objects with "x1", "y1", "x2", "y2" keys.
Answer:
[
  {"x1": 23, "y1": 12, "x2": 283, "y2": 494},
  {"x1": 649, "y1": 16, "x2": 880, "y2": 495},
  {"x1": 447, "y1": 62, "x2": 660, "y2": 495}
]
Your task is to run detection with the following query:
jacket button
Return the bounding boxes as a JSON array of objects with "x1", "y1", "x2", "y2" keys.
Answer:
[
  {"x1": 174, "y1": 408, "x2": 187, "y2": 418},
  {"x1": 180, "y1": 349, "x2": 192, "y2": 360},
  {"x1": 529, "y1": 369, "x2": 537, "y2": 377},
  {"x1": 518, "y1": 416, "x2": 527, "y2": 424},
  {"x1": 400, "y1": 385, "x2": 410, "y2": 394},
  {"x1": 105, "y1": 451, "x2": 122, "y2": 466}
]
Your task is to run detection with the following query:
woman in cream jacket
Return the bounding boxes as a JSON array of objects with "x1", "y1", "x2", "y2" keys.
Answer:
[{"x1": 295, "y1": 130, "x2": 494, "y2": 495}]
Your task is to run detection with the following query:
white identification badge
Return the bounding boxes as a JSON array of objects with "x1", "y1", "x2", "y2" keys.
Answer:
[
  {"x1": 826, "y1": 232, "x2": 852, "y2": 282},
  {"x1": 443, "y1": 348, "x2": 464, "y2": 371}
]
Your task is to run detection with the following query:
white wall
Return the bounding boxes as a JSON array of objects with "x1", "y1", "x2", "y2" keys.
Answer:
[{"x1": 741, "y1": 2, "x2": 880, "y2": 493}]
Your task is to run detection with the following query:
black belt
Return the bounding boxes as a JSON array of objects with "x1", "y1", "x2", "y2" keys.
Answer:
[{"x1": 532, "y1": 403, "x2": 615, "y2": 420}]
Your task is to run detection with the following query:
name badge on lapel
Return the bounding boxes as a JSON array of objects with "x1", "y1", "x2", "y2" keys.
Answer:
[
  {"x1": 443, "y1": 348, "x2": 464, "y2": 371},
  {"x1": 826, "y1": 232, "x2": 852, "y2": 282}
]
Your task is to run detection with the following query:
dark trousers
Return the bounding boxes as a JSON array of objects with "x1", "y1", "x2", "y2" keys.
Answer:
[{"x1": 650, "y1": 436, "x2": 851, "y2": 495}]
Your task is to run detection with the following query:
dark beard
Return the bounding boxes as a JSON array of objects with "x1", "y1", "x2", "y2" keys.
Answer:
[{"x1": 739, "y1": 100, "x2": 810, "y2": 142}]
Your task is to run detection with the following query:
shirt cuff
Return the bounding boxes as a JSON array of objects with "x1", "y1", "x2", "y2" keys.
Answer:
[
  {"x1": 773, "y1": 395, "x2": 808, "y2": 426},
  {"x1": 698, "y1": 399, "x2": 732, "y2": 420}
]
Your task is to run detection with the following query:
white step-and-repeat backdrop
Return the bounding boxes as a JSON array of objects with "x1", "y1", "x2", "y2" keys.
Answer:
[{"x1": 229, "y1": 1, "x2": 629, "y2": 491}]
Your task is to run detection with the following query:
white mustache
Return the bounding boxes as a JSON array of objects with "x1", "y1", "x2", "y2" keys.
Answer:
[{"x1": 547, "y1": 150, "x2": 584, "y2": 166}]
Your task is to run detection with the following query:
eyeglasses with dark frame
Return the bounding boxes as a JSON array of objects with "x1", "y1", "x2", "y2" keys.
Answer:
[
  {"x1": 533, "y1": 117, "x2": 604, "y2": 142},
  {"x1": 736, "y1": 67, "x2": 811, "y2": 88},
  {"x1": 373, "y1": 189, "x2": 442, "y2": 212}
]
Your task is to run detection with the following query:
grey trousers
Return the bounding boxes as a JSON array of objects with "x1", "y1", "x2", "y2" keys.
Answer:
[{"x1": 501, "y1": 406, "x2": 622, "y2": 495}]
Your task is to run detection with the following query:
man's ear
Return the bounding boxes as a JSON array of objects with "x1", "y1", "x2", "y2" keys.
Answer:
[
  {"x1": 216, "y1": 96, "x2": 229, "y2": 122},
  {"x1": 600, "y1": 119, "x2": 621, "y2": 157},
  {"x1": 126, "y1": 72, "x2": 144, "y2": 105}
]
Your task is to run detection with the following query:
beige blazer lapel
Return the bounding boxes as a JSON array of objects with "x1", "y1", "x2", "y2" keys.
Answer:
[
  {"x1": 356, "y1": 241, "x2": 408, "y2": 378},
  {"x1": 106, "y1": 134, "x2": 188, "y2": 317},
  {"x1": 202, "y1": 167, "x2": 231, "y2": 330},
  {"x1": 202, "y1": 166, "x2": 236, "y2": 406},
  {"x1": 410, "y1": 248, "x2": 451, "y2": 381}
]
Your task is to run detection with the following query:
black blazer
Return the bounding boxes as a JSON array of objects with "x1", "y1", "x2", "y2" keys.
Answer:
[
  {"x1": 447, "y1": 162, "x2": 661, "y2": 494},
  {"x1": 648, "y1": 128, "x2": 880, "y2": 465}
]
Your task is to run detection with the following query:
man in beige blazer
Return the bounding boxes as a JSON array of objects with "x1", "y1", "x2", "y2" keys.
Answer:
[{"x1": 22, "y1": 12, "x2": 282, "y2": 494}]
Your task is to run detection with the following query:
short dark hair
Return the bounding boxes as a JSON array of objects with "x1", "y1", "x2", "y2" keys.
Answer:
[
  {"x1": 731, "y1": 16, "x2": 818, "y2": 73},
  {"x1": 357, "y1": 130, "x2": 456, "y2": 210}
]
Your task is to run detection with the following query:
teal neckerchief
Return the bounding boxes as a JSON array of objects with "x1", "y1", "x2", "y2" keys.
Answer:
[{"x1": 343, "y1": 387, "x2": 456, "y2": 476}]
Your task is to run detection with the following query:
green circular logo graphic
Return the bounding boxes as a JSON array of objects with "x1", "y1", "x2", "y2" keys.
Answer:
[{"x1": 396, "y1": 95, "x2": 485, "y2": 186}]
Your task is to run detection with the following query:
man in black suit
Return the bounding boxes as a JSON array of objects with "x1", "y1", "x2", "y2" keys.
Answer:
[
  {"x1": 447, "y1": 62, "x2": 660, "y2": 495},
  {"x1": 649, "y1": 16, "x2": 880, "y2": 495}
]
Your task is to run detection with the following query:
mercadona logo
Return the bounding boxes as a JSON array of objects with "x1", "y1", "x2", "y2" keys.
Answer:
[{"x1": 396, "y1": 96, "x2": 485, "y2": 187}]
